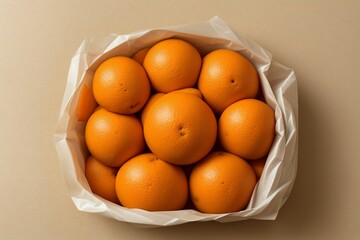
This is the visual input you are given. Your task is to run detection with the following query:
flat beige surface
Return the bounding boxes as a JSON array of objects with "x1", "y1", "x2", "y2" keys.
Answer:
[{"x1": 1, "y1": 0, "x2": 359, "y2": 239}]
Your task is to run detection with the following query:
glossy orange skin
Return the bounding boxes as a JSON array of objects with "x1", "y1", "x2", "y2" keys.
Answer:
[
  {"x1": 77, "y1": 84, "x2": 98, "y2": 121},
  {"x1": 218, "y1": 99, "x2": 275, "y2": 160},
  {"x1": 93, "y1": 56, "x2": 150, "y2": 114},
  {"x1": 198, "y1": 49, "x2": 259, "y2": 115},
  {"x1": 143, "y1": 92, "x2": 217, "y2": 165},
  {"x1": 140, "y1": 92, "x2": 165, "y2": 124},
  {"x1": 190, "y1": 151, "x2": 257, "y2": 213},
  {"x1": 115, "y1": 153, "x2": 188, "y2": 211},
  {"x1": 85, "y1": 156, "x2": 119, "y2": 204},
  {"x1": 143, "y1": 39, "x2": 202, "y2": 93},
  {"x1": 85, "y1": 108, "x2": 145, "y2": 167}
]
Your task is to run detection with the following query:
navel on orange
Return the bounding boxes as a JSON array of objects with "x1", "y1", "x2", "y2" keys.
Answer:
[
  {"x1": 143, "y1": 92, "x2": 217, "y2": 165},
  {"x1": 198, "y1": 49, "x2": 259, "y2": 115}
]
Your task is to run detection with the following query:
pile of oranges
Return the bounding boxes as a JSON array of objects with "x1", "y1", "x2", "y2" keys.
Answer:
[{"x1": 78, "y1": 38, "x2": 275, "y2": 214}]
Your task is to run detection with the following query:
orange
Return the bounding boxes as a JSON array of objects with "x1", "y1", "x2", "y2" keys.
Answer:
[
  {"x1": 140, "y1": 92, "x2": 164, "y2": 124},
  {"x1": 132, "y1": 47, "x2": 150, "y2": 65},
  {"x1": 85, "y1": 156, "x2": 119, "y2": 204},
  {"x1": 143, "y1": 92, "x2": 217, "y2": 165},
  {"x1": 218, "y1": 99, "x2": 275, "y2": 159},
  {"x1": 143, "y1": 39, "x2": 202, "y2": 93},
  {"x1": 92, "y1": 56, "x2": 151, "y2": 114},
  {"x1": 115, "y1": 153, "x2": 188, "y2": 211},
  {"x1": 190, "y1": 151, "x2": 257, "y2": 213},
  {"x1": 173, "y1": 87, "x2": 203, "y2": 99},
  {"x1": 77, "y1": 84, "x2": 98, "y2": 121},
  {"x1": 198, "y1": 49, "x2": 259, "y2": 114},
  {"x1": 249, "y1": 157, "x2": 267, "y2": 180},
  {"x1": 85, "y1": 108, "x2": 145, "y2": 167}
]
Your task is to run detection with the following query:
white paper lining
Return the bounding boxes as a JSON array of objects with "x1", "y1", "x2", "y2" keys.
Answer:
[{"x1": 54, "y1": 16, "x2": 298, "y2": 226}]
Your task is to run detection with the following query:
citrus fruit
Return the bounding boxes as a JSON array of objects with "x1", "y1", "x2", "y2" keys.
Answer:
[
  {"x1": 77, "y1": 84, "x2": 98, "y2": 121},
  {"x1": 249, "y1": 157, "x2": 267, "y2": 180},
  {"x1": 173, "y1": 87, "x2": 203, "y2": 99},
  {"x1": 92, "y1": 56, "x2": 150, "y2": 114},
  {"x1": 143, "y1": 39, "x2": 201, "y2": 93},
  {"x1": 218, "y1": 99, "x2": 275, "y2": 159},
  {"x1": 140, "y1": 92, "x2": 164, "y2": 124},
  {"x1": 85, "y1": 108, "x2": 145, "y2": 167},
  {"x1": 143, "y1": 92, "x2": 217, "y2": 165},
  {"x1": 85, "y1": 156, "x2": 119, "y2": 204},
  {"x1": 115, "y1": 153, "x2": 188, "y2": 211},
  {"x1": 198, "y1": 49, "x2": 259, "y2": 114},
  {"x1": 132, "y1": 48, "x2": 150, "y2": 65},
  {"x1": 190, "y1": 151, "x2": 257, "y2": 213}
]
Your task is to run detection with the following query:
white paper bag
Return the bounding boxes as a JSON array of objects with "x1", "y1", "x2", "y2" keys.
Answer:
[{"x1": 54, "y1": 16, "x2": 298, "y2": 226}]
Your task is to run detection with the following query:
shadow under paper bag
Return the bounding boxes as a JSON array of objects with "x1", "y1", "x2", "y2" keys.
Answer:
[{"x1": 53, "y1": 16, "x2": 298, "y2": 227}]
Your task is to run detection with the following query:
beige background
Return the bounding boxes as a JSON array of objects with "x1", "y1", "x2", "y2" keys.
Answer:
[{"x1": 1, "y1": 0, "x2": 359, "y2": 239}]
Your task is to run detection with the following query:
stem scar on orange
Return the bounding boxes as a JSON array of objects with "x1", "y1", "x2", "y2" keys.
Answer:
[{"x1": 198, "y1": 49, "x2": 259, "y2": 115}]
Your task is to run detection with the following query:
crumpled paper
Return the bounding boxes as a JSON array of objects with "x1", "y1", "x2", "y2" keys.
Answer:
[{"x1": 54, "y1": 16, "x2": 298, "y2": 226}]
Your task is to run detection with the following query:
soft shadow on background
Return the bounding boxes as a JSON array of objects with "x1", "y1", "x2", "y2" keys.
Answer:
[
  {"x1": 1, "y1": 1, "x2": 359, "y2": 239},
  {"x1": 97, "y1": 78, "x2": 327, "y2": 240},
  {"x1": 87, "y1": 74, "x2": 344, "y2": 239},
  {"x1": 79, "y1": 79, "x2": 328, "y2": 240}
]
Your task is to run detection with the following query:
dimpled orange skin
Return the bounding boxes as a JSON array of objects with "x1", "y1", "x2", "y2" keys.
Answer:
[
  {"x1": 85, "y1": 156, "x2": 119, "y2": 204},
  {"x1": 219, "y1": 99, "x2": 275, "y2": 160},
  {"x1": 143, "y1": 39, "x2": 202, "y2": 93},
  {"x1": 190, "y1": 151, "x2": 257, "y2": 213},
  {"x1": 140, "y1": 92, "x2": 165, "y2": 124},
  {"x1": 143, "y1": 92, "x2": 217, "y2": 165},
  {"x1": 77, "y1": 84, "x2": 98, "y2": 122},
  {"x1": 198, "y1": 49, "x2": 259, "y2": 115},
  {"x1": 115, "y1": 153, "x2": 188, "y2": 211},
  {"x1": 85, "y1": 108, "x2": 145, "y2": 167},
  {"x1": 92, "y1": 56, "x2": 150, "y2": 114}
]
